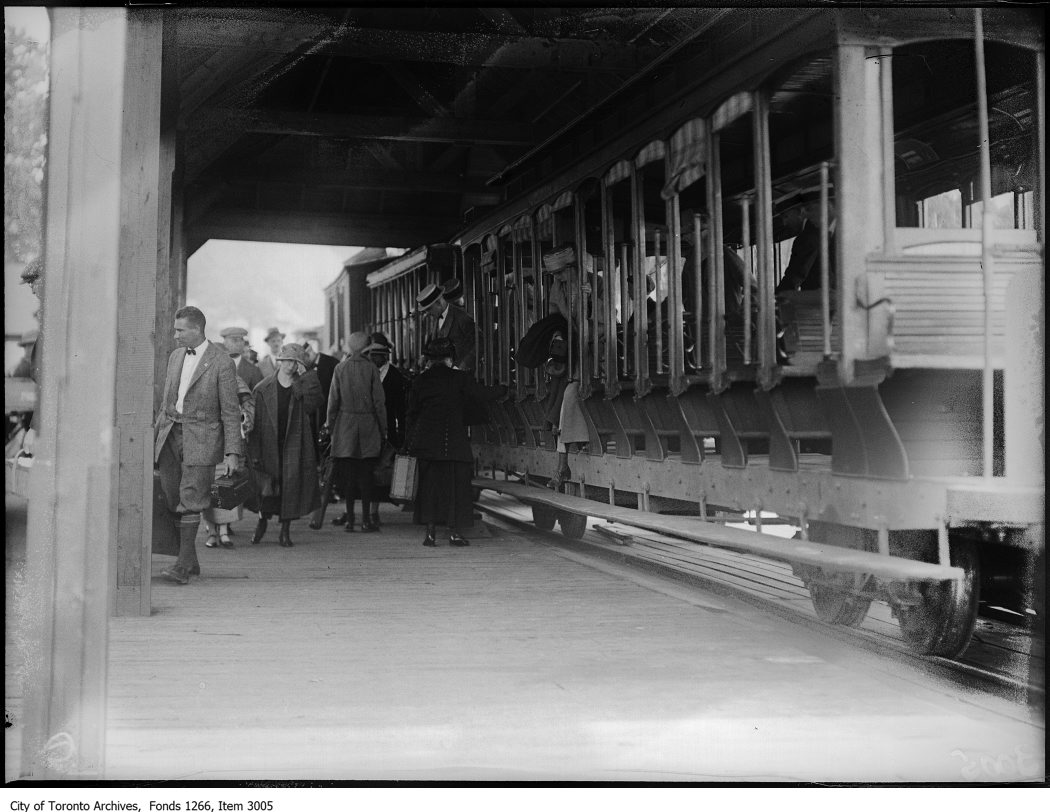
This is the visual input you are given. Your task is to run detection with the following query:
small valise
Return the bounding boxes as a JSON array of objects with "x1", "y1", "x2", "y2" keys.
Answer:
[
  {"x1": 389, "y1": 454, "x2": 419, "y2": 502},
  {"x1": 211, "y1": 469, "x2": 252, "y2": 510}
]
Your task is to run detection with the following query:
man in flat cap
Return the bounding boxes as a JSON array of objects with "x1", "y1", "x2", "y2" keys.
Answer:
[
  {"x1": 220, "y1": 326, "x2": 264, "y2": 392},
  {"x1": 154, "y1": 306, "x2": 244, "y2": 584},
  {"x1": 257, "y1": 327, "x2": 286, "y2": 379},
  {"x1": 417, "y1": 281, "x2": 476, "y2": 375}
]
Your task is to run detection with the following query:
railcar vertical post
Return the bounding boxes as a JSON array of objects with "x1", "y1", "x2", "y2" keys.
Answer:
[
  {"x1": 753, "y1": 90, "x2": 774, "y2": 387},
  {"x1": 973, "y1": 9, "x2": 995, "y2": 481},
  {"x1": 691, "y1": 212, "x2": 704, "y2": 370},
  {"x1": 575, "y1": 194, "x2": 592, "y2": 396},
  {"x1": 739, "y1": 197, "x2": 753, "y2": 365},
  {"x1": 819, "y1": 161, "x2": 831, "y2": 359}
]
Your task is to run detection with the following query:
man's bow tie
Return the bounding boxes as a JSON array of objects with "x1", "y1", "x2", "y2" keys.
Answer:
[{"x1": 185, "y1": 348, "x2": 196, "y2": 356}]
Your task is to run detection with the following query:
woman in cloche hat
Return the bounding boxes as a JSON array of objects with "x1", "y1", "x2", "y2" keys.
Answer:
[{"x1": 246, "y1": 343, "x2": 324, "y2": 547}]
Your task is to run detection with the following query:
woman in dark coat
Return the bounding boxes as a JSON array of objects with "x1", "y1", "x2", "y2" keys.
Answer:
[
  {"x1": 326, "y1": 331, "x2": 387, "y2": 533},
  {"x1": 404, "y1": 336, "x2": 488, "y2": 547},
  {"x1": 247, "y1": 343, "x2": 324, "y2": 547}
]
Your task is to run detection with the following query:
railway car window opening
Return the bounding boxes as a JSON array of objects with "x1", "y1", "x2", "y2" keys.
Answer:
[
  {"x1": 602, "y1": 171, "x2": 634, "y2": 387},
  {"x1": 511, "y1": 215, "x2": 535, "y2": 399},
  {"x1": 766, "y1": 51, "x2": 838, "y2": 368},
  {"x1": 663, "y1": 118, "x2": 711, "y2": 378},
  {"x1": 890, "y1": 40, "x2": 1041, "y2": 245},
  {"x1": 636, "y1": 140, "x2": 680, "y2": 388},
  {"x1": 496, "y1": 230, "x2": 515, "y2": 388},
  {"x1": 710, "y1": 102, "x2": 761, "y2": 375},
  {"x1": 574, "y1": 178, "x2": 603, "y2": 394},
  {"x1": 480, "y1": 236, "x2": 498, "y2": 387}
]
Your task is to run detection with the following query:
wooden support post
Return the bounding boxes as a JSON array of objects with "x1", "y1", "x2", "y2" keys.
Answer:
[
  {"x1": 21, "y1": 7, "x2": 136, "y2": 779},
  {"x1": 834, "y1": 44, "x2": 886, "y2": 384},
  {"x1": 115, "y1": 10, "x2": 166, "y2": 618}
]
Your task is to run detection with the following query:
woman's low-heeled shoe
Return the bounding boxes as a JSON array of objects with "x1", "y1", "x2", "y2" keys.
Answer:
[
  {"x1": 449, "y1": 534, "x2": 469, "y2": 547},
  {"x1": 361, "y1": 519, "x2": 380, "y2": 533},
  {"x1": 422, "y1": 532, "x2": 437, "y2": 547}
]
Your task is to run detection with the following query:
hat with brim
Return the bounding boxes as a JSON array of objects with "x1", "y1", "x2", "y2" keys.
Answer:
[
  {"x1": 364, "y1": 343, "x2": 391, "y2": 356},
  {"x1": 220, "y1": 326, "x2": 248, "y2": 339},
  {"x1": 441, "y1": 278, "x2": 463, "y2": 301},
  {"x1": 416, "y1": 283, "x2": 442, "y2": 310},
  {"x1": 542, "y1": 245, "x2": 576, "y2": 273},
  {"x1": 275, "y1": 343, "x2": 306, "y2": 364},
  {"x1": 265, "y1": 327, "x2": 285, "y2": 342}
]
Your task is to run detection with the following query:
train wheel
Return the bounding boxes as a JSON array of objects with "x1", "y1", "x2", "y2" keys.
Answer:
[
  {"x1": 532, "y1": 504, "x2": 557, "y2": 531},
  {"x1": 808, "y1": 574, "x2": 873, "y2": 628},
  {"x1": 896, "y1": 536, "x2": 980, "y2": 658},
  {"x1": 559, "y1": 511, "x2": 587, "y2": 539}
]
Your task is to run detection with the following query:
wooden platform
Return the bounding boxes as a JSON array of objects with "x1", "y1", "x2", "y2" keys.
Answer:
[{"x1": 6, "y1": 495, "x2": 1042, "y2": 782}]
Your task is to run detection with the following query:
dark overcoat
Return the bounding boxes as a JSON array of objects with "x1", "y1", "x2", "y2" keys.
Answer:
[
  {"x1": 381, "y1": 364, "x2": 409, "y2": 447},
  {"x1": 403, "y1": 364, "x2": 487, "y2": 463},
  {"x1": 248, "y1": 370, "x2": 324, "y2": 519},
  {"x1": 327, "y1": 355, "x2": 387, "y2": 458}
]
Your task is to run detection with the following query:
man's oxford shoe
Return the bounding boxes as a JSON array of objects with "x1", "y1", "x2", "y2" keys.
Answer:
[{"x1": 161, "y1": 568, "x2": 189, "y2": 585}]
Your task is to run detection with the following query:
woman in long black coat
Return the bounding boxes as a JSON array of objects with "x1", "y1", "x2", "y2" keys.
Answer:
[
  {"x1": 403, "y1": 336, "x2": 488, "y2": 547},
  {"x1": 247, "y1": 343, "x2": 324, "y2": 547}
]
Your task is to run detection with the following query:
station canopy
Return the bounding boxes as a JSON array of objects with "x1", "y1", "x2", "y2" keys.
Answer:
[{"x1": 174, "y1": 6, "x2": 723, "y2": 250}]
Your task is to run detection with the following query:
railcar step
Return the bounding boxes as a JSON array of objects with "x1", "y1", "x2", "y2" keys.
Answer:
[{"x1": 474, "y1": 477, "x2": 964, "y2": 584}]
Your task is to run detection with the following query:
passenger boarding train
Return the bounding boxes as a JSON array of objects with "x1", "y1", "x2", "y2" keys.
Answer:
[{"x1": 327, "y1": 8, "x2": 1045, "y2": 659}]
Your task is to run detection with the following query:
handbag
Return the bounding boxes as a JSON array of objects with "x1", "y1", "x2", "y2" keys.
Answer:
[{"x1": 389, "y1": 454, "x2": 419, "y2": 502}]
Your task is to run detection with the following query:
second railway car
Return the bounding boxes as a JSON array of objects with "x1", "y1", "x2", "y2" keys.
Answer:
[{"x1": 360, "y1": 7, "x2": 1045, "y2": 660}]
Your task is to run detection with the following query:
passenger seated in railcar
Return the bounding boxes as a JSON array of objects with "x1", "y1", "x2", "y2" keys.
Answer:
[
  {"x1": 678, "y1": 210, "x2": 758, "y2": 369},
  {"x1": 774, "y1": 192, "x2": 837, "y2": 361},
  {"x1": 775, "y1": 192, "x2": 837, "y2": 293}
]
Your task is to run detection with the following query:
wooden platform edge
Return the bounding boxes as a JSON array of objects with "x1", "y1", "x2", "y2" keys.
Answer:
[{"x1": 474, "y1": 477, "x2": 964, "y2": 583}]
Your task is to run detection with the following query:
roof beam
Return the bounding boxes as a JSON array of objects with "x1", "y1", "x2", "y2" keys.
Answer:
[
  {"x1": 176, "y1": 19, "x2": 660, "y2": 72},
  {"x1": 193, "y1": 107, "x2": 536, "y2": 146},
  {"x1": 188, "y1": 207, "x2": 461, "y2": 249},
  {"x1": 215, "y1": 166, "x2": 494, "y2": 195}
]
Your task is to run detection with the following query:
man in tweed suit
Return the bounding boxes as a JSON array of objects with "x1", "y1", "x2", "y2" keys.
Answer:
[{"x1": 155, "y1": 306, "x2": 244, "y2": 584}]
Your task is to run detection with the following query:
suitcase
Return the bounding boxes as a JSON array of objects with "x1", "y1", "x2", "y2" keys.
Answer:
[
  {"x1": 152, "y1": 471, "x2": 179, "y2": 556},
  {"x1": 389, "y1": 454, "x2": 418, "y2": 502},
  {"x1": 211, "y1": 469, "x2": 252, "y2": 510}
]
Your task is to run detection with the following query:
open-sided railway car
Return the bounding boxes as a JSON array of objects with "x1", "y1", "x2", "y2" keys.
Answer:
[{"x1": 363, "y1": 7, "x2": 1044, "y2": 660}]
